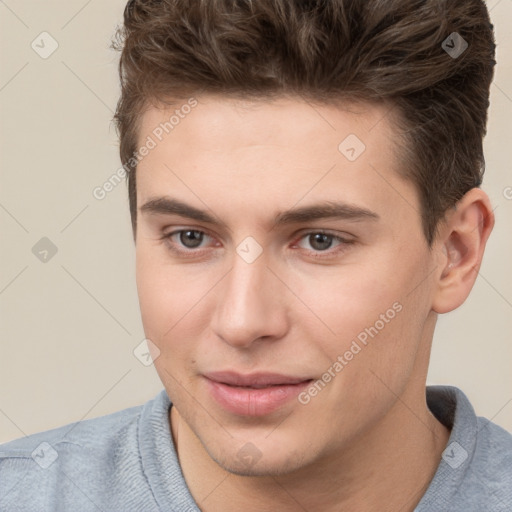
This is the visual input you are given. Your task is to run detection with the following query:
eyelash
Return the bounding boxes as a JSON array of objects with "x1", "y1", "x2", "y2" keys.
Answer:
[{"x1": 159, "y1": 229, "x2": 355, "y2": 260}]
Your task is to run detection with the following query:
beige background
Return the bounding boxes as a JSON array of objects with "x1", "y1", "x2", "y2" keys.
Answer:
[{"x1": 0, "y1": 0, "x2": 511, "y2": 444}]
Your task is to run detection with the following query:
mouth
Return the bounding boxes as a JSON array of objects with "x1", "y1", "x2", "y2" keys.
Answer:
[
  {"x1": 204, "y1": 370, "x2": 313, "y2": 388},
  {"x1": 203, "y1": 371, "x2": 314, "y2": 416}
]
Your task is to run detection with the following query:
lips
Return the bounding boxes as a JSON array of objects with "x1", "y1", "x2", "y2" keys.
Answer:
[
  {"x1": 204, "y1": 371, "x2": 312, "y2": 388},
  {"x1": 203, "y1": 371, "x2": 314, "y2": 416}
]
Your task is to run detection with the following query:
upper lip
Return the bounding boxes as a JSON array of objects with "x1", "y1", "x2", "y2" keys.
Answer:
[{"x1": 204, "y1": 371, "x2": 312, "y2": 388}]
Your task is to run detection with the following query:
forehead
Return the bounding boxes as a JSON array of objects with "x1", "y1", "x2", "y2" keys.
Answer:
[
  {"x1": 135, "y1": 95, "x2": 418, "y2": 228},
  {"x1": 137, "y1": 95, "x2": 398, "y2": 155}
]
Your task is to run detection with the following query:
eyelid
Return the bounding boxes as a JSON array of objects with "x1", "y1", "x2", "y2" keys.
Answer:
[{"x1": 292, "y1": 228, "x2": 354, "y2": 242}]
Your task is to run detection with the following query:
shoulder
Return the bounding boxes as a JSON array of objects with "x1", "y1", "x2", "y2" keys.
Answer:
[
  {"x1": 470, "y1": 416, "x2": 512, "y2": 497},
  {"x1": 445, "y1": 417, "x2": 512, "y2": 510},
  {"x1": 1, "y1": 401, "x2": 143, "y2": 451},
  {"x1": 420, "y1": 385, "x2": 512, "y2": 511},
  {"x1": 0, "y1": 398, "x2": 152, "y2": 511}
]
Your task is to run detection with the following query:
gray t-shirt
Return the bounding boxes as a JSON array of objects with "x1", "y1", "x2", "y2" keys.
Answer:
[{"x1": 1, "y1": 385, "x2": 511, "y2": 511}]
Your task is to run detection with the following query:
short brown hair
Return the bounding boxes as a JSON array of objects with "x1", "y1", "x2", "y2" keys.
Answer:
[{"x1": 111, "y1": 0, "x2": 496, "y2": 245}]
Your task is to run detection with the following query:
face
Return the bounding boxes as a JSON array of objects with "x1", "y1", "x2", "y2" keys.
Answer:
[{"x1": 135, "y1": 95, "x2": 440, "y2": 476}]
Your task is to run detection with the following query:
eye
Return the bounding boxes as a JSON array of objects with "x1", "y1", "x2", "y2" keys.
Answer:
[
  {"x1": 301, "y1": 232, "x2": 336, "y2": 251},
  {"x1": 294, "y1": 231, "x2": 354, "y2": 256},
  {"x1": 160, "y1": 228, "x2": 354, "y2": 260},
  {"x1": 161, "y1": 229, "x2": 216, "y2": 254},
  {"x1": 174, "y1": 229, "x2": 207, "y2": 249}
]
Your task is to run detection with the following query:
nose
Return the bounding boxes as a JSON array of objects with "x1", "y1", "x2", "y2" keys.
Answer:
[{"x1": 210, "y1": 250, "x2": 289, "y2": 349}]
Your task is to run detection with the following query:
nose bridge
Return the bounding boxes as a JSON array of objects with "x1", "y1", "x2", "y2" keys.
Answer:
[{"x1": 211, "y1": 249, "x2": 287, "y2": 347}]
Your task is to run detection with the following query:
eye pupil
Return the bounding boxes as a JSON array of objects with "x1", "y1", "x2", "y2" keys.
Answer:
[
  {"x1": 180, "y1": 230, "x2": 204, "y2": 248},
  {"x1": 309, "y1": 233, "x2": 332, "y2": 251}
]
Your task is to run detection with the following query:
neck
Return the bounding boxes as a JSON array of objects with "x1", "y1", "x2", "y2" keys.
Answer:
[{"x1": 170, "y1": 382, "x2": 450, "y2": 512}]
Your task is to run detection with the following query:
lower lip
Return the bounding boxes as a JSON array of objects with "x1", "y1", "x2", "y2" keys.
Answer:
[{"x1": 205, "y1": 378, "x2": 312, "y2": 416}]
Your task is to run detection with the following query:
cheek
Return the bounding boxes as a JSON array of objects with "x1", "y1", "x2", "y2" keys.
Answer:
[
  {"x1": 136, "y1": 249, "x2": 187, "y2": 367},
  {"x1": 135, "y1": 246, "x2": 213, "y2": 372},
  {"x1": 136, "y1": 256, "x2": 199, "y2": 399},
  {"x1": 293, "y1": 267, "x2": 400, "y2": 346},
  {"x1": 136, "y1": 252, "x2": 168, "y2": 335},
  {"x1": 136, "y1": 245, "x2": 194, "y2": 333},
  {"x1": 295, "y1": 249, "x2": 431, "y2": 379}
]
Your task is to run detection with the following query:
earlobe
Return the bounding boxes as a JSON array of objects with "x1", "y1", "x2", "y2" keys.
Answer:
[{"x1": 432, "y1": 188, "x2": 494, "y2": 314}]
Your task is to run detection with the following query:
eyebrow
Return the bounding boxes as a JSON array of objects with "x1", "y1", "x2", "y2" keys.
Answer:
[{"x1": 139, "y1": 196, "x2": 380, "y2": 228}]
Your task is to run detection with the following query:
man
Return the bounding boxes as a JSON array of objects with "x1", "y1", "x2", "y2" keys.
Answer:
[{"x1": 1, "y1": 0, "x2": 511, "y2": 511}]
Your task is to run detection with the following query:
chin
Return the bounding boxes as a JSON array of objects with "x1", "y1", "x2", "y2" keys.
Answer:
[{"x1": 206, "y1": 442, "x2": 313, "y2": 478}]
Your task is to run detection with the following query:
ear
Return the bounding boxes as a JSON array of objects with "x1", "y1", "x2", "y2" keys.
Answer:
[{"x1": 431, "y1": 188, "x2": 494, "y2": 314}]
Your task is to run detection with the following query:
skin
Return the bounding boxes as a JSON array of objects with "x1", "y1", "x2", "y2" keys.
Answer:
[{"x1": 134, "y1": 94, "x2": 494, "y2": 511}]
